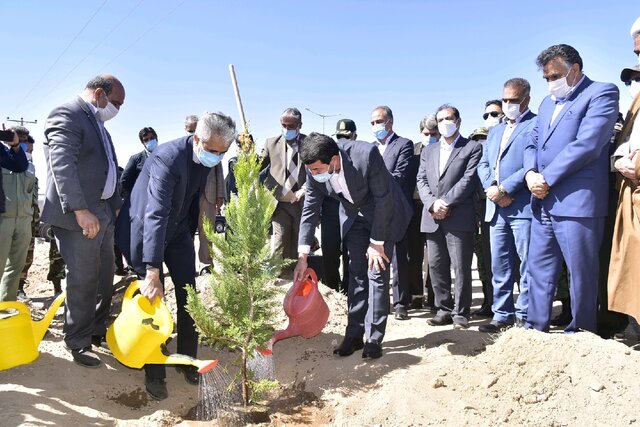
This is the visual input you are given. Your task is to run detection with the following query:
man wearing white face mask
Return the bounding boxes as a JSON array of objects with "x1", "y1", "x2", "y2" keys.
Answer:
[
  {"x1": 523, "y1": 44, "x2": 619, "y2": 334},
  {"x1": 417, "y1": 104, "x2": 483, "y2": 330},
  {"x1": 483, "y1": 100, "x2": 504, "y2": 130},
  {"x1": 42, "y1": 74, "x2": 125, "y2": 367},
  {"x1": 476, "y1": 78, "x2": 536, "y2": 332},
  {"x1": 261, "y1": 107, "x2": 307, "y2": 272},
  {"x1": 115, "y1": 111, "x2": 235, "y2": 400}
]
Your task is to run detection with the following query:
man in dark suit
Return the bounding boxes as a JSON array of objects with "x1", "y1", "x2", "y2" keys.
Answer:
[
  {"x1": 42, "y1": 74, "x2": 125, "y2": 368},
  {"x1": 294, "y1": 133, "x2": 412, "y2": 359},
  {"x1": 524, "y1": 44, "x2": 619, "y2": 333},
  {"x1": 417, "y1": 104, "x2": 483, "y2": 329},
  {"x1": 120, "y1": 127, "x2": 158, "y2": 199},
  {"x1": 477, "y1": 78, "x2": 536, "y2": 332},
  {"x1": 261, "y1": 108, "x2": 307, "y2": 268},
  {"x1": 370, "y1": 106, "x2": 414, "y2": 320},
  {"x1": 115, "y1": 111, "x2": 236, "y2": 400}
]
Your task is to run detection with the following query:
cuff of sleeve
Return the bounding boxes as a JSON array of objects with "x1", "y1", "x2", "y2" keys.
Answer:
[
  {"x1": 297, "y1": 245, "x2": 311, "y2": 255},
  {"x1": 370, "y1": 238, "x2": 384, "y2": 245},
  {"x1": 146, "y1": 263, "x2": 161, "y2": 270}
]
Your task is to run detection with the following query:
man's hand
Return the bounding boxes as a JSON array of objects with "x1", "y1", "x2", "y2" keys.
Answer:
[
  {"x1": 74, "y1": 209, "x2": 100, "y2": 239},
  {"x1": 367, "y1": 242, "x2": 389, "y2": 272},
  {"x1": 215, "y1": 196, "x2": 224, "y2": 213},
  {"x1": 141, "y1": 267, "x2": 164, "y2": 302},
  {"x1": 293, "y1": 254, "x2": 308, "y2": 282},
  {"x1": 497, "y1": 195, "x2": 514, "y2": 208},
  {"x1": 486, "y1": 185, "x2": 502, "y2": 203},
  {"x1": 293, "y1": 188, "x2": 305, "y2": 202},
  {"x1": 614, "y1": 150, "x2": 639, "y2": 182},
  {"x1": 525, "y1": 171, "x2": 550, "y2": 199},
  {"x1": 430, "y1": 199, "x2": 449, "y2": 220}
]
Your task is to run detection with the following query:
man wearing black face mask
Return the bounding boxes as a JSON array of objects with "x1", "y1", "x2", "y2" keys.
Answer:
[{"x1": 43, "y1": 74, "x2": 125, "y2": 368}]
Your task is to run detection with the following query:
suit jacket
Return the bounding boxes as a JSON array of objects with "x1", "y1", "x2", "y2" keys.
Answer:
[
  {"x1": 203, "y1": 163, "x2": 225, "y2": 203},
  {"x1": 42, "y1": 96, "x2": 122, "y2": 230},
  {"x1": 261, "y1": 134, "x2": 307, "y2": 202},
  {"x1": 380, "y1": 133, "x2": 414, "y2": 203},
  {"x1": 298, "y1": 139, "x2": 412, "y2": 247},
  {"x1": 523, "y1": 76, "x2": 619, "y2": 218},
  {"x1": 477, "y1": 111, "x2": 537, "y2": 222},
  {"x1": 0, "y1": 144, "x2": 28, "y2": 213},
  {"x1": 120, "y1": 149, "x2": 148, "y2": 198},
  {"x1": 417, "y1": 136, "x2": 482, "y2": 233},
  {"x1": 115, "y1": 136, "x2": 207, "y2": 271}
]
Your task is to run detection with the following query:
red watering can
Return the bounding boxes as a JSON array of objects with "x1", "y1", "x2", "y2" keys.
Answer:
[{"x1": 261, "y1": 268, "x2": 329, "y2": 355}]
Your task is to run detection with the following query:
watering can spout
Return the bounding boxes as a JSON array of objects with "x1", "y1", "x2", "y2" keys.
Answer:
[{"x1": 32, "y1": 292, "x2": 66, "y2": 345}]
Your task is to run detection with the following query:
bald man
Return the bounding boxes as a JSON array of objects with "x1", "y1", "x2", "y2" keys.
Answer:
[{"x1": 42, "y1": 74, "x2": 125, "y2": 368}]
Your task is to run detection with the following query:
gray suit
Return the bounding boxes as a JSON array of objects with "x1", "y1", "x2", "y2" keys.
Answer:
[
  {"x1": 42, "y1": 96, "x2": 122, "y2": 349},
  {"x1": 299, "y1": 140, "x2": 412, "y2": 343},
  {"x1": 417, "y1": 136, "x2": 482, "y2": 317}
]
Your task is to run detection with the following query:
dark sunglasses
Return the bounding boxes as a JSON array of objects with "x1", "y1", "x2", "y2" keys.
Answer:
[
  {"x1": 482, "y1": 111, "x2": 501, "y2": 120},
  {"x1": 624, "y1": 76, "x2": 640, "y2": 86}
]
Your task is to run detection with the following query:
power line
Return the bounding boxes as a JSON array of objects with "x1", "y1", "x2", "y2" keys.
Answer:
[
  {"x1": 99, "y1": 0, "x2": 189, "y2": 71},
  {"x1": 42, "y1": 0, "x2": 145, "y2": 101},
  {"x1": 10, "y1": 0, "x2": 109, "y2": 116}
]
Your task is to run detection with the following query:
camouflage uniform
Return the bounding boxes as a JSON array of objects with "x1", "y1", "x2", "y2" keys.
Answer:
[{"x1": 18, "y1": 177, "x2": 65, "y2": 294}]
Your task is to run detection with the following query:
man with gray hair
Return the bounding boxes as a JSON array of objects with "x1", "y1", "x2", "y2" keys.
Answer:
[
  {"x1": 184, "y1": 115, "x2": 198, "y2": 135},
  {"x1": 476, "y1": 78, "x2": 536, "y2": 332},
  {"x1": 115, "y1": 111, "x2": 236, "y2": 400},
  {"x1": 407, "y1": 114, "x2": 439, "y2": 310},
  {"x1": 261, "y1": 107, "x2": 307, "y2": 271}
]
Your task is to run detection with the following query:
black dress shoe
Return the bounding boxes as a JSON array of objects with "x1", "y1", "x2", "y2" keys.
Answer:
[
  {"x1": 550, "y1": 310, "x2": 572, "y2": 327},
  {"x1": 472, "y1": 306, "x2": 493, "y2": 318},
  {"x1": 176, "y1": 366, "x2": 199, "y2": 385},
  {"x1": 333, "y1": 336, "x2": 364, "y2": 356},
  {"x1": 145, "y1": 376, "x2": 168, "y2": 400},
  {"x1": 427, "y1": 312, "x2": 453, "y2": 326},
  {"x1": 68, "y1": 346, "x2": 101, "y2": 368},
  {"x1": 394, "y1": 306, "x2": 409, "y2": 320},
  {"x1": 362, "y1": 341, "x2": 382, "y2": 359},
  {"x1": 479, "y1": 321, "x2": 513, "y2": 333}
]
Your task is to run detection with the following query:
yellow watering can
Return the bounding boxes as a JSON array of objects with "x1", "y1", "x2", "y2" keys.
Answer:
[
  {"x1": 106, "y1": 281, "x2": 218, "y2": 373},
  {"x1": 0, "y1": 292, "x2": 66, "y2": 371}
]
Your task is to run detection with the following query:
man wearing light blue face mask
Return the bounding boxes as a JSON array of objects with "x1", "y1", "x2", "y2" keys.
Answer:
[
  {"x1": 120, "y1": 127, "x2": 158, "y2": 200},
  {"x1": 370, "y1": 106, "x2": 414, "y2": 321},
  {"x1": 115, "y1": 111, "x2": 236, "y2": 400},
  {"x1": 261, "y1": 107, "x2": 307, "y2": 272}
]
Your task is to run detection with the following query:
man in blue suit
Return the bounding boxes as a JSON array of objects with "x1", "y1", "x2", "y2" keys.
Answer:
[
  {"x1": 115, "y1": 112, "x2": 236, "y2": 400},
  {"x1": 370, "y1": 106, "x2": 414, "y2": 320},
  {"x1": 294, "y1": 133, "x2": 412, "y2": 359},
  {"x1": 477, "y1": 78, "x2": 536, "y2": 332},
  {"x1": 524, "y1": 44, "x2": 619, "y2": 333}
]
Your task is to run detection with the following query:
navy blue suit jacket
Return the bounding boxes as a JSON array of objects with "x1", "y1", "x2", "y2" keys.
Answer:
[
  {"x1": 380, "y1": 133, "x2": 414, "y2": 203},
  {"x1": 477, "y1": 111, "x2": 536, "y2": 222},
  {"x1": 115, "y1": 136, "x2": 207, "y2": 272},
  {"x1": 298, "y1": 139, "x2": 412, "y2": 247},
  {"x1": 120, "y1": 149, "x2": 148, "y2": 199},
  {"x1": 523, "y1": 76, "x2": 619, "y2": 218}
]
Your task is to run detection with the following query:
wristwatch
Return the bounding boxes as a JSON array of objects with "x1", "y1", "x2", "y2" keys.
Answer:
[{"x1": 498, "y1": 185, "x2": 507, "y2": 198}]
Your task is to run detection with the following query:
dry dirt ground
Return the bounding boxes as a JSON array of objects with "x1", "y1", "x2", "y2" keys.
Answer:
[{"x1": 2, "y1": 239, "x2": 640, "y2": 426}]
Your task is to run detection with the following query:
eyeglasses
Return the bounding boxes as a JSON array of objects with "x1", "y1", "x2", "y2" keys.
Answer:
[
  {"x1": 624, "y1": 76, "x2": 640, "y2": 86},
  {"x1": 482, "y1": 111, "x2": 501, "y2": 120}
]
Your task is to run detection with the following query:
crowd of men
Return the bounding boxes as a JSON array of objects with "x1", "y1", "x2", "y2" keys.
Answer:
[{"x1": 2, "y1": 18, "x2": 640, "y2": 401}]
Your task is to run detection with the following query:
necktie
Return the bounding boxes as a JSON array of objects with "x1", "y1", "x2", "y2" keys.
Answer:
[{"x1": 285, "y1": 143, "x2": 299, "y2": 194}]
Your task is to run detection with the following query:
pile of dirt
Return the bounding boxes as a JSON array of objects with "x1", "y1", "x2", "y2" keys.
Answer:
[{"x1": 2, "y1": 240, "x2": 639, "y2": 426}]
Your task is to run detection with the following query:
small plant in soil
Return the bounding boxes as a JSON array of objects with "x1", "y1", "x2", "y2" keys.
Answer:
[{"x1": 186, "y1": 137, "x2": 286, "y2": 406}]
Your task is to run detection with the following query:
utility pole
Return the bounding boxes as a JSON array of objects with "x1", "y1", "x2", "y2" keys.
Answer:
[
  {"x1": 304, "y1": 108, "x2": 340, "y2": 135},
  {"x1": 6, "y1": 117, "x2": 38, "y2": 127}
]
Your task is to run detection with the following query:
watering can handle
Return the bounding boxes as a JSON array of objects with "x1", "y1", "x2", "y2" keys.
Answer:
[
  {"x1": 0, "y1": 301, "x2": 30, "y2": 317},
  {"x1": 123, "y1": 280, "x2": 163, "y2": 309},
  {"x1": 284, "y1": 267, "x2": 319, "y2": 313}
]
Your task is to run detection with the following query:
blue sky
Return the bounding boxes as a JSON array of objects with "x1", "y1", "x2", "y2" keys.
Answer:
[{"x1": 2, "y1": 1, "x2": 639, "y2": 183}]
